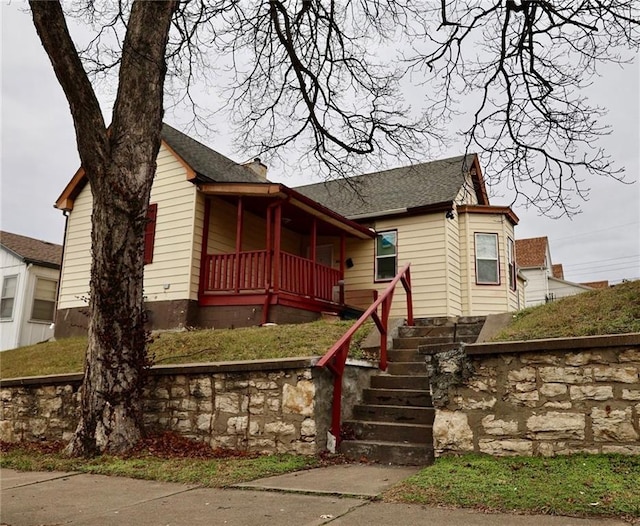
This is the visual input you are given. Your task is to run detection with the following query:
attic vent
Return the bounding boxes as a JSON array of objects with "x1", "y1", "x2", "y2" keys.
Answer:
[{"x1": 243, "y1": 157, "x2": 268, "y2": 179}]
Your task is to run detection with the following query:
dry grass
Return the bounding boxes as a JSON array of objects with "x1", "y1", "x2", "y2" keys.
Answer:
[
  {"x1": 493, "y1": 280, "x2": 640, "y2": 341},
  {"x1": 0, "y1": 320, "x2": 373, "y2": 379}
]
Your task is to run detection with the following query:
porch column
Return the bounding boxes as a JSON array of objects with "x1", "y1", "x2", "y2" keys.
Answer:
[
  {"x1": 339, "y1": 233, "x2": 346, "y2": 304},
  {"x1": 273, "y1": 202, "x2": 282, "y2": 293},
  {"x1": 234, "y1": 196, "x2": 243, "y2": 293},
  {"x1": 310, "y1": 218, "x2": 317, "y2": 298},
  {"x1": 265, "y1": 204, "x2": 272, "y2": 292},
  {"x1": 198, "y1": 197, "x2": 212, "y2": 299}
]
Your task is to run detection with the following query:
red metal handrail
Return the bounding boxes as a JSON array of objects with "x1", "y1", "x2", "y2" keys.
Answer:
[{"x1": 315, "y1": 263, "x2": 413, "y2": 450}]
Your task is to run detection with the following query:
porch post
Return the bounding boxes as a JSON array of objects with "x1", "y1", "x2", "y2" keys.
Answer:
[
  {"x1": 339, "y1": 233, "x2": 346, "y2": 304},
  {"x1": 199, "y1": 197, "x2": 212, "y2": 299},
  {"x1": 234, "y1": 196, "x2": 243, "y2": 293},
  {"x1": 273, "y1": 202, "x2": 282, "y2": 293},
  {"x1": 310, "y1": 218, "x2": 317, "y2": 298},
  {"x1": 265, "y1": 204, "x2": 272, "y2": 291}
]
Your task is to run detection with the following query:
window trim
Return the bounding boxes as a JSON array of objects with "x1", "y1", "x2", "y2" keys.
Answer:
[
  {"x1": 0, "y1": 275, "x2": 18, "y2": 321},
  {"x1": 474, "y1": 232, "x2": 500, "y2": 285},
  {"x1": 507, "y1": 236, "x2": 517, "y2": 291},
  {"x1": 30, "y1": 277, "x2": 58, "y2": 323},
  {"x1": 144, "y1": 203, "x2": 158, "y2": 265},
  {"x1": 374, "y1": 230, "x2": 398, "y2": 282}
]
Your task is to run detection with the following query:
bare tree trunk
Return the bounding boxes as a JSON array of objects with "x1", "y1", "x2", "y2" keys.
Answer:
[{"x1": 30, "y1": 0, "x2": 177, "y2": 456}]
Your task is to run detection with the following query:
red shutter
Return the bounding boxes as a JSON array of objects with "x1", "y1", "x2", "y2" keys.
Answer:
[{"x1": 144, "y1": 203, "x2": 158, "y2": 265}]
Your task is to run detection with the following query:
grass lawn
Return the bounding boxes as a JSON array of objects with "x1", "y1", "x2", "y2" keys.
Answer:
[
  {"x1": 384, "y1": 454, "x2": 640, "y2": 520},
  {"x1": 0, "y1": 320, "x2": 374, "y2": 379},
  {"x1": 493, "y1": 279, "x2": 640, "y2": 341}
]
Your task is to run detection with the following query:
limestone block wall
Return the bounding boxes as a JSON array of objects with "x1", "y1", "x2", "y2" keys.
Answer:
[
  {"x1": 426, "y1": 334, "x2": 640, "y2": 456},
  {"x1": 0, "y1": 359, "x2": 375, "y2": 455}
]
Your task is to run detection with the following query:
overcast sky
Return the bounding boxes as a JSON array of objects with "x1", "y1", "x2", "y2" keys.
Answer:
[{"x1": 1, "y1": 3, "x2": 639, "y2": 285}]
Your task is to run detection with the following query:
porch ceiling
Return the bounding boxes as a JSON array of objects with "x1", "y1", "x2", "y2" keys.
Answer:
[{"x1": 199, "y1": 183, "x2": 375, "y2": 239}]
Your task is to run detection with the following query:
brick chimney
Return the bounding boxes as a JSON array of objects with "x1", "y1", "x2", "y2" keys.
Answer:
[{"x1": 243, "y1": 157, "x2": 268, "y2": 179}]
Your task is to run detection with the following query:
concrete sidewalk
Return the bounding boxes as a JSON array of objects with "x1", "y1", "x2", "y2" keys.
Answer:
[{"x1": 1, "y1": 466, "x2": 635, "y2": 526}]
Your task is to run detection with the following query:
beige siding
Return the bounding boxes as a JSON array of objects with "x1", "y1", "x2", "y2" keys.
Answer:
[
  {"x1": 460, "y1": 212, "x2": 519, "y2": 315},
  {"x1": 58, "y1": 145, "x2": 198, "y2": 309},
  {"x1": 444, "y1": 214, "x2": 463, "y2": 316},
  {"x1": 206, "y1": 198, "x2": 302, "y2": 256},
  {"x1": 58, "y1": 183, "x2": 92, "y2": 309},
  {"x1": 344, "y1": 214, "x2": 459, "y2": 318}
]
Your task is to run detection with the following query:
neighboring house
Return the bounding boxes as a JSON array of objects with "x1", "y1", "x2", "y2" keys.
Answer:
[
  {"x1": 54, "y1": 124, "x2": 522, "y2": 337},
  {"x1": 0, "y1": 231, "x2": 62, "y2": 351},
  {"x1": 516, "y1": 236, "x2": 593, "y2": 307}
]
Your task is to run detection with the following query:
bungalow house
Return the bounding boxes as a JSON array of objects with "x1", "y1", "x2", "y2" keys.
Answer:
[
  {"x1": 53, "y1": 124, "x2": 522, "y2": 337},
  {"x1": 516, "y1": 236, "x2": 593, "y2": 307},
  {"x1": 0, "y1": 231, "x2": 62, "y2": 351}
]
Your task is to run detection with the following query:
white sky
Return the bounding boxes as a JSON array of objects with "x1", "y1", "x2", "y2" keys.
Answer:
[{"x1": 1, "y1": 3, "x2": 639, "y2": 285}]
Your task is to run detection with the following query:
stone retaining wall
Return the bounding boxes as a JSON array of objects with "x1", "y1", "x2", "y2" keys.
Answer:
[
  {"x1": 425, "y1": 334, "x2": 640, "y2": 456},
  {"x1": 0, "y1": 358, "x2": 375, "y2": 455}
]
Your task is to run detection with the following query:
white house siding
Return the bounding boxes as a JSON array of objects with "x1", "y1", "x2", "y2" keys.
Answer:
[
  {"x1": 548, "y1": 277, "x2": 592, "y2": 300},
  {"x1": 0, "y1": 249, "x2": 27, "y2": 350},
  {"x1": 520, "y1": 268, "x2": 550, "y2": 307},
  {"x1": 460, "y1": 212, "x2": 519, "y2": 315},
  {"x1": 18, "y1": 266, "x2": 58, "y2": 348},
  {"x1": 57, "y1": 144, "x2": 198, "y2": 309},
  {"x1": 344, "y1": 214, "x2": 453, "y2": 318},
  {"x1": 1, "y1": 248, "x2": 57, "y2": 351}
]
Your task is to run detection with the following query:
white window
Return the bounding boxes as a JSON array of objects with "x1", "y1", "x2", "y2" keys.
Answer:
[
  {"x1": 375, "y1": 230, "x2": 397, "y2": 281},
  {"x1": 1, "y1": 275, "x2": 18, "y2": 319},
  {"x1": 31, "y1": 278, "x2": 57, "y2": 322},
  {"x1": 475, "y1": 233, "x2": 499, "y2": 284}
]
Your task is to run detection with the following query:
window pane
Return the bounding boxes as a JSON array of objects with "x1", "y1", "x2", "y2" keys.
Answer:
[
  {"x1": 0, "y1": 298, "x2": 14, "y2": 318},
  {"x1": 2, "y1": 276, "x2": 17, "y2": 298},
  {"x1": 477, "y1": 260, "x2": 498, "y2": 283},
  {"x1": 376, "y1": 232, "x2": 397, "y2": 256},
  {"x1": 32, "y1": 299, "x2": 55, "y2": 322},
  {"x1": 376, "y1": 256, "x2": 396, "y2": 280},
  {"x1": 35, "y1": 279, "x2": 57, "y2": 300},
  {"x1": 476, "y1": 234, "x2": 497, "y2": 259}
]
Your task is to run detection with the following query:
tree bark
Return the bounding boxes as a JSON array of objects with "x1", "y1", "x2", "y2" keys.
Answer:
[{"x1": 30, "y1": 0, "x2": 177, "y2": 456}]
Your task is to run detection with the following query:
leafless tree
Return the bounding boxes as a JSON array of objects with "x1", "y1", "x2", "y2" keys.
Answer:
[
  {"x1": 411, "y1": 0, "x2": 639, "y2": 216},
  {"x1": 28, "y1": 0, "x2": 638, "y2": 456}
]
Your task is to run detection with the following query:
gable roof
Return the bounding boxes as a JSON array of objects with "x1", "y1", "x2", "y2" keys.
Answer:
[
  {"x1": 516, "y1": 237, "x2": 549, "y2": 268},
  {"x1": 0, "y1": 231, "x2": 62, "y2": 269},
  {"x1": 55, "y1": 123, "x2": 264, "y2": 211},
  {"x1": 161, "y1": 124, "x2": 265, "y2": 183},
  {"x1": 294, "y1": 154, "x2": 488, "y2": 219}
]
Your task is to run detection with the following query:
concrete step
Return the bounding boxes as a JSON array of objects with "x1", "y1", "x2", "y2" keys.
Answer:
[
  {"x1": 352, "y1": 404, "x2": 435, "y2": 425},
  {"x1": 340, "y1": 440, "x2": 435, "y2": 466},
  {"x1": 413, "y1": 316, "x2": 458, "y2": 327},
  {"x1": 386, "y1": 361, "x2": 427, "y2": 375},
  {"x1": 343, "y1": 420, "x2": 433, "y2": 444},
  {"x1": 386, "y1": 349, "x2": 422, "y2": 362},
  {"x1": 399, "y1": 324, "x2": 484, "y2": 339},
  {"x1": 363, "y1": 388, "x2": 432, "y2": 407},
  {"x1": 393, "y1": 336, "x2": 454, "y2": 348},
  {"x1": 370, "y1": 374, "x2": 429, "y2": 390},
  {"x1": 416, "y1": 342, "x2": 460, "y2": 355}
]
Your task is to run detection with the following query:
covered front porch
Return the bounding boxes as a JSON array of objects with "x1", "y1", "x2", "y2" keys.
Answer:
[{"x1": 197, "y1": 182, "x2": 375, "y2": 325}]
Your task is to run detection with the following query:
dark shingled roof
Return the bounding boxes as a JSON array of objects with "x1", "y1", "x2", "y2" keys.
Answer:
[
  {"x1": 0, "y1": 231, "x2": 62, "y2": 268},
  {"x1": 294, "y1": 154, "x2": 477, "y2": 218},
  {"x1": 162, "y1": 124, "x2": 265, "y2": 183}
]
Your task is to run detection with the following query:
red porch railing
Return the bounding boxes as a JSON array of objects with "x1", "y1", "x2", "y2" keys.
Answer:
[
  {"x1": 315, "y1": 263, "x2": 413, "y2": 451},
  {"x1": 203, "y1": 251, "x2": 341, "y2": 303}
]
